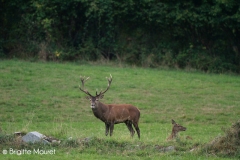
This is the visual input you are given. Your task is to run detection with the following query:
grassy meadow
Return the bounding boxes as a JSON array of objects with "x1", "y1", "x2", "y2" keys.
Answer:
[{"x1": 0, "y1": 60, "x2": 239, "y2": 159}]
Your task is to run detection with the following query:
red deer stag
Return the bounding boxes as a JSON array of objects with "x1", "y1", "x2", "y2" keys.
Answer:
[
  {"x1": 79, "y1": 75, "x2": 140, "y2": 139},
  {"x1": 167, "y1": 119, "x2": 186, "y2": 140}
]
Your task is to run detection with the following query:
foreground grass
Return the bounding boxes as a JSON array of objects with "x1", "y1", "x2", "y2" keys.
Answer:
[{"x1": 0, "y1": 60, "x2": 239, "y2": 159}]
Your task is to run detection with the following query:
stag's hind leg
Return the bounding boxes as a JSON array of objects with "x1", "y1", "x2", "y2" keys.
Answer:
[
  {"x1": 125, "y1": 121, "x2": 135, "y2": 137},
  {"x1": 133, "y1": 122, "x2": 140, "y2": 139}
]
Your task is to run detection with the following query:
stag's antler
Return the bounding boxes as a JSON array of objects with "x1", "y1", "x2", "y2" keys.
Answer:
[
  {"x1": 97, "y1": 74, "x2": 112, "y2": 96},
  {"x1": 79, "y1": 76, "x2": 93, "y2": 96}
]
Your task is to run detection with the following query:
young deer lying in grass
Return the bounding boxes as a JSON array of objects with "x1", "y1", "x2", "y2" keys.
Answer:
[{"x1": 167, "y1": 119, "x2": 186, "y2": 140}]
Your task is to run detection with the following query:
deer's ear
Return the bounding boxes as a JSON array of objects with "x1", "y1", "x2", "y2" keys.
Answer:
[
  {"x1": 85, "y1": 96, "x2": 91, "y2": 100},
  {"x1": 98, "y1": 94, "x2": 104, "y2": 99},
  {"x1": 172, "y1": 119, "x2": 176, "y2": 125}
]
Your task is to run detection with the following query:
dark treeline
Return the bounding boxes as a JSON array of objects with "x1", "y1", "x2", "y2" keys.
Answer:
[{"x1": 1, "y1": 0, "x2": 240, "y2": 73}]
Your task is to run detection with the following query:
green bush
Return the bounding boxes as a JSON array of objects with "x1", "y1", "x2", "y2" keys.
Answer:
[{"x1": 1, "y1": 0, "x2": 240, "y2": 73}]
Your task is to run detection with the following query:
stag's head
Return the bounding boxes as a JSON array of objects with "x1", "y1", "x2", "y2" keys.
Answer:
[{"x1": 79, "y1": 75, "x2": 112, "y2": 109}]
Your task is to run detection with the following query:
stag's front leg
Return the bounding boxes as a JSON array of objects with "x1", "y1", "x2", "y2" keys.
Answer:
[
  {"x1": 105, "y1": 123, "x2": 110, "y2": 136},
  {"x1": 109, "y1": 123, "x2": 114, "y2": 136}
]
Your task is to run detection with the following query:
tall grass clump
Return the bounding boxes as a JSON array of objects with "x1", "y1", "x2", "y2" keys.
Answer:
[{"x1": 202, "y1": 120, "x2": 240, "y2": 158}]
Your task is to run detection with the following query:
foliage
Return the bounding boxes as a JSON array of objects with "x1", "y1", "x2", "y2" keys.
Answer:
[{"x1": 1, "y1": 0, "x2": 240, "y2": 72}]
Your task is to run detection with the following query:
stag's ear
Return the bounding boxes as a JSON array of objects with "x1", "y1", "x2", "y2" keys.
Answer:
[
  {"x1": 85, "y1": 96, "x2": 91, "y2": 100},
  {"x1": 98, "y1": 94, "x2": 104, "y2": 99},
  {"x1": 172, "y1": 119, "x2": 176, "y2": 125}
]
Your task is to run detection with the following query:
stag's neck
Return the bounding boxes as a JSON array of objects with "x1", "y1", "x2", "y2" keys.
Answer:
[{"x1": 92, "y1": 101, "x2": 109, "y2": 121}]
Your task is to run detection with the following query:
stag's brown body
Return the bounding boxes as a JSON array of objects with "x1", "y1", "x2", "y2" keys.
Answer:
[
  {"x1": 79, "y1": 75, "x2": 140, "y2": 139},
  {"x1": 92, "y1": 102, "x2": 140, "y2": 138},
  {"x1": 92, "y1": 103, "x2": 140, "y2": 124}
]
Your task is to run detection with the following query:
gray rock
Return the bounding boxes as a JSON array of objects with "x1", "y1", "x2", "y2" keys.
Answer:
[
  {"x1": 156, "y1": 145, "x2": 175, "y2": 152},
  {"x1": 22, "y1": 131, "x2": 49, "y2": 144},
  {"x1": 84, "y1": 137, "x2": 92, "y2": 143},
  {"x1": 164, "y1": 146, "x2": 175, "y2": 152}
]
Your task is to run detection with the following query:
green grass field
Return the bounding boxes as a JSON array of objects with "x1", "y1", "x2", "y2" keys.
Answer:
[{"x1": 0, "y1": 60, "x2": 239, "y2": 159}]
